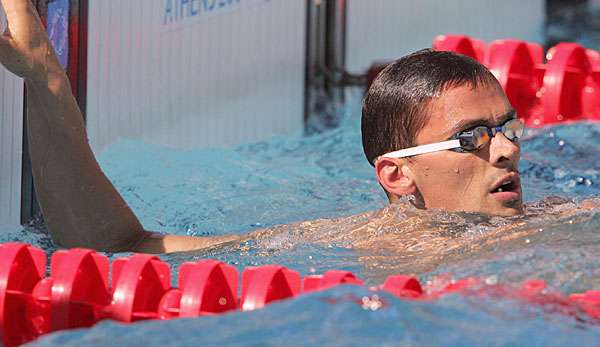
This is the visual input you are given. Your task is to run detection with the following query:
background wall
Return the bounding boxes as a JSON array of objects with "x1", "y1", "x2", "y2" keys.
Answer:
[
  {"x1": 0, "y1": 9, "x2": 24, "y2": 226},
  {"x1": 345, "y1": 0, "x2": 545, "y2": 73},
  {"x1": 85, "y1": 0, "x2": 307, "y2": 154}
]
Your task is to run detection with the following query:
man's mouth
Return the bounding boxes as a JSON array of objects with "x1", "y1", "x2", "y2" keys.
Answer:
[
  {"x1": 491, "y1": 180, "x2": 516, "y2": 193},
  {"x1": 490, "y1": 174, "x2": 521, "y2": 202}
]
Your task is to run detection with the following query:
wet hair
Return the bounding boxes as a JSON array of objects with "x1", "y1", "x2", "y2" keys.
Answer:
[{"x1": 361, "y1": 49, "x2": 501, "y2": 166}]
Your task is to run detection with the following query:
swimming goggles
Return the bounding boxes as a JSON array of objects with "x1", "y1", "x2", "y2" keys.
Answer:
[{"x1": 379, "y1": 117, "x2": 525, "y2": 159}]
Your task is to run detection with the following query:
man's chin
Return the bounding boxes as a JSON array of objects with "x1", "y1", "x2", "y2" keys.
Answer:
[
  {"x1": 434, "y1": 203, "x2": 524, "y2": 217},
  {"x1": 496, "y1": 207, "x2": 524, "y2": 216},
  {"x1": 486, "y1": 201, "x2": 524, "y2": 216},
  {"x1": 485, "y1": 190, "x2": 524, "y2": 216}
]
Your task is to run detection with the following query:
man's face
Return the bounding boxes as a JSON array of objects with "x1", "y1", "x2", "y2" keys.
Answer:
[{"x1": 407, "y1": 83, "x2": 523, "y2": 216}]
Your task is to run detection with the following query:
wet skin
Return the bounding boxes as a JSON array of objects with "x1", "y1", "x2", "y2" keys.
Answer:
[
  {"x1": 239, "y1": 196, "x2": 600, "y2": 280},
  {"x1": 382, "y1": 83, "x2": 523, "y2": 216}
]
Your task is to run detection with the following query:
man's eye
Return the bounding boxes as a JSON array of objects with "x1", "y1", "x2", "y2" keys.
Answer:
[
  {"x1": 460, "y1": 127, "x2": 480, "y2": 136},
  {"x1": 461, "y1": 128, "x2": 473, "y2": 134}
]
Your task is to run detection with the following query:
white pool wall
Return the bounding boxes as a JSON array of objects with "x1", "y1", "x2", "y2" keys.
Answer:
[
  {"x1": 0, "y1": 7, "x2": 24, "y2": 227},
  {"x1": 85, "y1": 0, "x2": 307, "y2": 154},
  {"x1": 346, "y1": 0, "x2": 545, "y2": 73}
]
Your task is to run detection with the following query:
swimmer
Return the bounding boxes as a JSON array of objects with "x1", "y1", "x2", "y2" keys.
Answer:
[{"x1": 1, "y1": 0, "x2": 598, "y2": 256}]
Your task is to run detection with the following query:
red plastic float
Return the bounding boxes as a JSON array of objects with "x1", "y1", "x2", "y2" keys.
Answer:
[
  {"x1": 485, "y1": 39, "x2": 541, "y2": 123},
  {"x1": 582, "y1": 54, "x2": 600, "y2": 121},
  {"x1": 433, "y1": 34, "x2": 486, "y2": 62},
  {"x1": 570, "y1": 291, "x2": 600, "y2": 318},
  {"x1": 303, "y1": 270, "x2": 363, "y2": 292},
  {"x1": 538, "y1": 43, "x2": 591, "y2": 124},
  {"x1": 162, "y1": 260, "x2": 238, "y2": 318},
  {"x1": 380, "y1": 275, "x2": 422, "y2": 298},
  {"x1": 1, "y1": 242, "x2": 599, "y2": 346},
  {"x1": 428, "y1": 34, "x2": 600, "y2": 126},
  {"x1": 368, "y1": 32, "x2": 600, "y2": 126},
  {"x1": 520, "y1": 279, "x2": 547, "y2": 295},
  {"x1": 46, "y1": 248, "x2": 111, "y2": 331},
  {"x1": 0, "y1": 243, "x2": 46, "y2": 346},
  {"x1": 241, "y1": 265, "x2": 301, "y2": 311},
  {"x1": 110, "y1": 254, "x2": 171, "y2": 322}
]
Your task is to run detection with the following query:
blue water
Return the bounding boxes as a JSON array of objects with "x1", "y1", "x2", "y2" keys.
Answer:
[{"x1": 17, "y1": 88, "x2": 600, "y2": 346}]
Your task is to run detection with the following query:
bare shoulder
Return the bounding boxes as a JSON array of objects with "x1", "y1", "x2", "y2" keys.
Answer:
[{"x1": 579, "y1": 196, "x2": 600, "y2": 210}]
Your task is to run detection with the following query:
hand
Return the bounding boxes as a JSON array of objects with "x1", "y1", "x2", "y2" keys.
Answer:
[{"x1": 0, "y1": 0, "x2": 61, "y2": 82}]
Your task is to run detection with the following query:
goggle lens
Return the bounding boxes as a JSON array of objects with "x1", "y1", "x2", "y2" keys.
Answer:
[
  {"x1": 472, "y1": 127, "x2": 491, "y2": 149},
  {"x1": 502, "y1": 119, "x2": 525, "y2": 140},
  {"x1": 455, "y1": 118, "x2": 524, "y2": 152}
]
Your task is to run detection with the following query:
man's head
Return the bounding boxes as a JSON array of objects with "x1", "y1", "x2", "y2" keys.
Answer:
[{"x1": 362, "y1": 49, "x2": 523, "y2": 216}]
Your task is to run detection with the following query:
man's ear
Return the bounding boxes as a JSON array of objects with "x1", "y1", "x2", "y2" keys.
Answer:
[{"x1": 375, "y1": 157, "x2": 417, "y2": 196}]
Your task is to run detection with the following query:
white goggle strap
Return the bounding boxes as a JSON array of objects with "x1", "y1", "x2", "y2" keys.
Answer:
[{"x1": 378, "y1": 139, "x2": 462, "y2": 159}]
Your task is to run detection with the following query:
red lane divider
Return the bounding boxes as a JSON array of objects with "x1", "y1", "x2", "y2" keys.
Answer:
[
  {"x1": 47, "y1": 248, "x2": 111, "y2": 331},
  {"x1": 162, "y1": 260, "x2": 238, "y2": 318},
  {"x1": 241, "y1": 265, "x2": 300, "y2": 311},
  {"x1": 368, "y1": 34, "x2": 600, "y2": 127},
  {"x1": 0, "y1": 243, "x2": 599, "y2": 346},
  {"x1": 111, "y1": 254, "x2": 171, "y2": 322},
  {"x1": 303, "y1": 270, "x2": 363, "y2": 292},
  {"x1": 485, "y1": 39, "x2": 541, "y2": 122},
  {"x1": 433, "y1": 34, "x2": 486, "y2": 62},
  {"x1": 539, "y1": 43, "x2": 590, "y2": 125},
  {"x1": 570, "y1": 291, "x2": 600, "y2": 318},
  {"x1": 0, "y1": 243, "x2": 46, "y2": 346},
  {"x1": 380, "y1": 275, "x2": 422, "y2": 298}
]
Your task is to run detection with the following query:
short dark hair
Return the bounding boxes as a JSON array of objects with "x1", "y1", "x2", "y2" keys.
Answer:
[{"x1": 361, "y1": 49, "x2": 501, "y2": 166}]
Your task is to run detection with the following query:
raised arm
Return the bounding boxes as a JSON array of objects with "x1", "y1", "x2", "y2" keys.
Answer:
[{"x1": 0, "y1": 0, "x2": 238, "y2": 253}]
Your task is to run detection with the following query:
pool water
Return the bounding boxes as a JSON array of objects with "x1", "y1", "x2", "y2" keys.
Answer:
[{"x1": 13, "y1": 88, "x2": 600, "y2": 346}]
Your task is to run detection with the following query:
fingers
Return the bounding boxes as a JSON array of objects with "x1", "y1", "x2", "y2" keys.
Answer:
[
  {"x1": 0, "y1": 0, "x2": 35, "y2": 24},
  {"x1": 0, "y1": 1, "x2": 56, "y2": 79},
  {"x1": 0, "y1": 0, "x2": 35, "y2": 20},
  {"x1": 0, "y1": 0, "x2": 43, "y2": 46}
]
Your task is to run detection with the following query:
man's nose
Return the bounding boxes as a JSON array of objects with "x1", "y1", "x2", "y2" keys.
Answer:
[{"x1": 489, "y1": 132, "x2": 520, "y2": 166}]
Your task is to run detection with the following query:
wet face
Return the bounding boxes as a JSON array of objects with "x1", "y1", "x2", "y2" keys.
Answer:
[{"x1": 407, "y1": 83, "x2": 523, "y2": 216}]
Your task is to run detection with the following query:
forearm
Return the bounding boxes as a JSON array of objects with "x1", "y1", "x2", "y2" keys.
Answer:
[
  {"x1": 25, "y1": 73, "x2": 243, "y2": 254},
  {"x1": 25, "y1": 72, "x2": 145, "y2": 251},
  {"x1": 132, "y1": 232, "x2": 244, "y2": 254}
]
